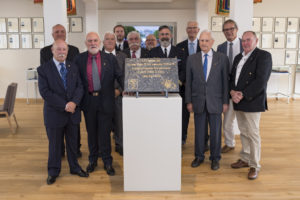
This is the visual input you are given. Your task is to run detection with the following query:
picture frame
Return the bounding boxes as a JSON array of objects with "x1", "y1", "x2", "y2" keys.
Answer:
[
  {"x1": 20, "y1": 17, "x2": 32, "y2": 33},
  {"x1": 262, "y1": 17, "x2": 273, "y2": 32},
  {"x1": 21, "y1": 34, "x2": 32, "y2": 48},
  {"x1": 8, "y1": 34, "x2": 19, "y2": 48},
  {"x1": 252, "y1": 17, "x2": 261, "y2": 32},
  {"x1": 275, "y1": 17, "x2": 286, "y2": 33},
  {"x1": 7, "y1": 18, "x2": 19, "y2": 33},
  {"x1": 211, "y1": 17, "x2": 223, "y2": 32},
  {"x1": 285, "y1": 50, "x2": 297, "y2": 65},
  {"x1": 286, "y1": 33, "x2": 298, "y2": 49},
  {"x1": 287, "y1": 17, "x2": 299, "y2": 32},
  {"x1": 0, "y1": 18, "x2": 6, "y2": 32},
  {"x1": 0, "y1": 34, "x2": 7, "y2": 49},
  {"x1": 298, "y1": 51, "x2": 300, "y2": 65},
  {"x1": 274, "y1": 33, "x2": 285, "y2": 48},
  {"x1": 70, "y1": 17, "x2": 83, "y2": 32},
  {"x1": 261, "y1": 33, "x2": 273, "y2": 48},
  {"x1": 33, "y1": 34, "x2": 44, "y2": 48},
  {"x1": 32, "y1": 17, "x2": 44, "y2": 33}
]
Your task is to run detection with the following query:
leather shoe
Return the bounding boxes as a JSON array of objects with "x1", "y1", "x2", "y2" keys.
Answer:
[
  {"x1": 46, "y1": 175, "x2": 57, "y2": 185},
  {"x1": 104, "y1": 164, "x2": 115, "y2": 176},
  {"x1": 211, "y1": 160, "x2": 220, "y2": 170},
  {"x1": 115, "y1": 145, "x2": 123, "y2": 156},
  {"x1": 231, "y1": 159, "x2": 249, "y2": 169},
  {"x1": 221, "y1": 145, "x2": 235, "y2": 153},
  {"x1": 248, "y1": 167, "x2": 258, "y2": 180},
  {"x1": 70, "y1": 169, "x2": 89, "y2": 177},
  {"x1": 191, "y1": 157, "x2": 204, "y2": 168},
  {"x1": 86, "y1": 162, "x2": 97, "y2": 173}
]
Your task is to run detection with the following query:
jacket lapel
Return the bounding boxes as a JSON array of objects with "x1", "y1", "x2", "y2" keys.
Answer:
[
  {"x1": 237, "y1": 48, "x2": 258, "y2": 85},
  {"x1": 206, "y1": 51, "x2": 218, "y2": 83},
  {"x1": 100, "y1": 52, "x2": 106, "y2": 82},
  {"x1": 50, "y1": 60, "x2": 65, "y2": 90},
  {"x1": 197, "y1": 52, "x2": 205, "y2": 81}
]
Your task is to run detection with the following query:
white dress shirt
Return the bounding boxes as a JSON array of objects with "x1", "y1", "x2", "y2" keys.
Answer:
[
  {"x1": 188, "y1": 38, "x2": 198, "y2": 54},
  {"x1": 227, "y1": 36, "x2": 241, "y2": 60},
  {"x1": 105, "y1": 49, "x2": 116, "y2": 56},
  {"x1": 130, "y1": 47, "x2": 141, "y2": 58},
  {"x1": 160, "y1": 44, "x2": 171, "y2": 57},
  {"x1": 201, "y1": 49, "x2": 213, "y2": 81},
  {"x1": 116, "y1": 41, "x2": 125, "y2": 50},
  {"x1": 235, "y1": 49, "x2": 255, "y2": 86}
]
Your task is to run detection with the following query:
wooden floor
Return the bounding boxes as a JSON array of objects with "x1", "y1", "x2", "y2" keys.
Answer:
[{"x1": 0, "y1": 99, "x2": 299, "y2": 200}]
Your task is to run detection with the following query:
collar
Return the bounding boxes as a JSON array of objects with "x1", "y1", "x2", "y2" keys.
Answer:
[
  {"x1": 201, "y1": 49, "x2": 213, "y2": 57},
  {"x1": 116, "y1": 41, "x2": 124, "y2": 46},
  {"x1": 227, "y1": 37, "x2": 240, "y2": 45},
  {"x1": 160, "y1": 44, "x2": 171, "y2": 52},
  {"x1": 242, "y1": 48, "x2": 256, "y2": 58},
  {"x1": 105, "y1": 49, "x2": 116, "y2": 55},
  {"x1": 52, "y1": 58, "x2": 65, "y2": 67},
  {"x1": 130, "y1": 47, "x2": 141, "y2": 54},
  {"x1": 88, "y1": 51, "x2": 100, "y2": 58},
  {"x1": 188, "y1": 38, "x2": 197, "y2": 45}
]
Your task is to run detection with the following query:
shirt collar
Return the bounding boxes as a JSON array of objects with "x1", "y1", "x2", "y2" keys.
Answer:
[
  {"x1": 52, "y1": 58, "x2": 65, "y2": 67},
  {"x1": 160, "y1": 44, "x2": 171, "y2": 52},
  {"x1": 88, "y1": 51, "x2": 100, "y2": 58},
  {"x1": 105, "y1": 49, "x2": 116, "y2": 55},
  {"x1": 201, "y1": 49, "x2": 213, "y2": 57},
  {"x1": 130, "y1": 47, "x2": 141, "y2": 54},
  {"x1": 242, "y1": 48, "x2": 255, "y2": 58},
  {"x1": 227, "y1": 37, "x2": 239, "y2": 45},
  {"x1": 188, "y1": 38, "x2": 197, "y2": 45},
  {"x1": 116, "y1": 41, "x2": 124, "y2": 46}
]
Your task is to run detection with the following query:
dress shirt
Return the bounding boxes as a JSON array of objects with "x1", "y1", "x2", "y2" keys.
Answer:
[
  {"x1": 235, "y1": 48, "x2": 255, "y2": 86},
  {"x1": 201, "y1": 49, "x2": 213, "y2": 81},
  {"x1": 160, "y1": 44, "x2": 171, "y2": 58},
  {"x1": 188, "y1": 38, "x2": 198, "y2": 54},
  {"x1": 52, "y1": 58, "x2": 66, "y2": 78},
  {"x1": 116, "y1": 41, "x2": 125, "y2": 51},
  {"x1": 105, "y1": 49, "x2": 116, "y2": 56},
  {"x1": 227, "y1": 37, "x2": 241, "y2": 61},
  {"x1": 130, "y1": 48, "x2": 141, "y2": 58},
  {"x1": 87, "y1": 52, "x2": 101, "y2": 92}
]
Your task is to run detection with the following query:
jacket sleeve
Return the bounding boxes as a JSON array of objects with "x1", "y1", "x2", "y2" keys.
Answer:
[{"x1": 185, "y1": 56, "x2": 193, "y2": 104}]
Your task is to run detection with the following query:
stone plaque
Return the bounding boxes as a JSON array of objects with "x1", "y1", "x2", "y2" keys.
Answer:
[{"x1": 125, "y1": 58, "x2": 179, "y2": 92}]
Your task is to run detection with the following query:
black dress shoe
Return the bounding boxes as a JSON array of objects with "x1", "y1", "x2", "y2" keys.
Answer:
[
  {"x1": 191, "y1": 157, "x2": 204, "y2": 168},
  {"x1": 86, "y1": 162, "x2": 97, "y2": 173},
  {"x1": 46, "y1": 175, "x2": 57, "y2": 185},
  {"x1": 71, "y1": 169, "x2": 89, "y2": 177},
  {"x1": 211, "y1": 160, "x2": 220, "y2": 170},
  {"x1": 104, "y1": 164, "x2": 115, "y2": 176}
]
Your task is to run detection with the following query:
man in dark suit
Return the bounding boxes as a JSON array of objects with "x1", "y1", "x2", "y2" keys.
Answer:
[
  {"x1": 217, "y1": 19, "x2": 243, "y2": 153},
  {"x1": 40, "y1": 24, "x2": 82, "y2": 158},
  {"x1": 230, "y1": 31, "x2": 272, "y2": 180},
  {"x1": 75, "y1": 32, "x2": 123, "y2": 176},
  {"x1": 114, "y1": 25, "x2": 129, "y2": 51},
  {"x1": 123, "y1": 31, "x2": 149, "y2": 58},
  {"x1": 38, "y1": 40, "x2": 88, "y2": 185},
  {"x1": 103, "y1": 31, "x2": 128, "y2": 156},
  {"x1": 186, "y1": 30, "x2": 229, "y2": 170}
]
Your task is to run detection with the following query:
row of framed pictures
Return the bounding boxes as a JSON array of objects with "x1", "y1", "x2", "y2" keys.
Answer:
[
  {"x1": 0, "y1": 34, "x2": 44, "y2": 49},
  {"x1": 211, "y1": 17, "x2": 300, "y2": 33},
  {"x1": 258, "y1": 33, "x2": 299, "y2": 49},
  {"x1": 283, "y1": 50, "x2": 300, "y2": 65},
  {"x1": 0, "y1": 17, "x2": 83, "y2": 33}
]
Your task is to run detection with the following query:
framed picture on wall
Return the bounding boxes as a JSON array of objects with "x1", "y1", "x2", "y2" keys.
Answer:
[
  {"x1": 32, "y1": 17, "x2": 44, "y2": 33},
  {"x1": 211, "y1": 17, "x2": 223, "y2": 32},
  {"x1": 275, "y1": 17, "x2": 286, "y2": 32},
  {"x1": 274, "y1": 33, "x2": 285, "y2": 48},
  {"x1": 7, "y1": 18, "x2": 19, "y2": 33},
  {"x1": 285, "y1": 50, "x2": 297, "y2": 65},
  {"x1": 262, "y1": 17, "x2": 273, "y2": 32},
  {"x1": 261, "y1": 33, "x2": 273, "y2": 48},
  {"x1": 33, "y1": 34, "x2": 44, "y2": 48},
  {"x1": 252, "y1": 17, "x2": 261, "y2": 32},
  {"x1": 0, "y1": 18, "x2": 6, "y2": 32},
  {"x1": 20, "y1": 18, "x2": 32, "y2": 33},
  {"x1": 0, "y1": 34, "x2": 7, "y2": 49},
  {"x1": 286, "y1": 33, "x2": 298, "y2": 48},
  {"x1": 287, "y1": 17, "x2": 299, "y2": 32},
  {"x1": 8, "y1": 34, "x2": 19, "y2": 48},
  {"x1": 70, "y1": 17, "x2": 83, "y2": 32},
  {"x1": 21, "y1": 34, "x2": 32, "y2": 48}
]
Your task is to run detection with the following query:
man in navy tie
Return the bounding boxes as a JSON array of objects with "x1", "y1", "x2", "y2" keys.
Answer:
[{"x1": 38, "y1": 40, "x2": 88, "y2": 185}]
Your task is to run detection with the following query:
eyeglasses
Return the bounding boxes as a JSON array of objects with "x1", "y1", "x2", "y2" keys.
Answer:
[
  {"x1": 187, "y1": 27, "x2": 198, "y2": 30},
  {"x1": 223, "y1": 27, "x2": 236, "y2": 32}
]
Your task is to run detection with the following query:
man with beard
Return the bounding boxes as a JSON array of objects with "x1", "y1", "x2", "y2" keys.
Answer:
[
  {"x1": 75, "y1": 32, "x2": 123, "y2": 176},
  {"x1": 123, "y1": 31, "x2": 149, "y2": 58},
  {"x1": 103, "y1": 31, "x2": 128, "y2": 156},
  {"x1": 114, "y1": 25, "x2": 129, "y2": 51},
  {"x1": 145, "y1": 34, "x2": 157, "y2": 51}
]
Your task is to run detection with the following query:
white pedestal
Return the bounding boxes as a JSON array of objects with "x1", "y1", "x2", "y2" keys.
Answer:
[{"x1": 123, "y1": 94, "x2": 182, "y2": 191}]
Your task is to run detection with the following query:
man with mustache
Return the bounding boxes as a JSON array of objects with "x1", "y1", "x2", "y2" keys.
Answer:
[
  {"x1": 38, "y1": 40, "x2": 88, "y2": 185},
  {"x1": 123, "y1": 31, "x2": 149, "y2": 58},
  {"x1": 75, "y1": 32, "x2": 123, "y2": 176},
  {"x1": 114, "y1": 25, "x2": 129, "y2": 51},
  {"x1": 145, "y1": 34, "x2": 157, "y2": 51}
]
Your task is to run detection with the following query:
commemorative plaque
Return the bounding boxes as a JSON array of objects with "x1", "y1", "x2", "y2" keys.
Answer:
[{"x1": 124, "y1": 58, "x2": 179, "y2": 92}]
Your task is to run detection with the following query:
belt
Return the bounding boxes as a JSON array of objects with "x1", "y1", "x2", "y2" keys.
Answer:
[{"x1": 89, "y1": 91, "x2": 99, "y2": 96}]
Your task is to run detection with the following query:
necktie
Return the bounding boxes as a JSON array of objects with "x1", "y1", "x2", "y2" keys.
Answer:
[
  {"x1": 189, "y1": 42, "x2": 195, "y2": 55},
  {"x1": 118, "y1": 44, "x2": 121, "y2": 51},
  {"x1": 92, "y1": 56, "x2": 101, "y2": 91},
  {"x1": 229, "y1": 42, "x2": 233, "y2": 69},
  {"x1": 164, "y1": 48, "x2": 168, "y2": 58},
  {"x1": 59, "y1": 63, "x2": 67, "y2": 89},
  {"x1": 203, "y1": 54, "x2": 208, "y2": 81},
  {"x1": 132, "y1": 51, "x2": 136, "y2": 58}
]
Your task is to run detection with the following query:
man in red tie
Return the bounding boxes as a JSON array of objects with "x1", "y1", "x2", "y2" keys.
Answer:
[{"x1": 122, "y1": 31, "x2": 149, "y2": 58}]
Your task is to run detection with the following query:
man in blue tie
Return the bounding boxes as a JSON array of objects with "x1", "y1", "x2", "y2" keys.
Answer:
[
  {"x1": 185, "y1": 30, "x2": 229, "y2": 170},
  {"x1": 38, "y1": 40, "x2": 88, "y2": 185}
]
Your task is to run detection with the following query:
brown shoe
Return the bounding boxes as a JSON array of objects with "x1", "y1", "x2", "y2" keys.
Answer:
[
  {"x1": 248, "y1": 167, "x2": 258, "y2": 180},
  {"x1": 231, "y1": 159, "x2": 249, "y2": 169},
  {"x1": 221, "y1": 145, "x2": 235, "y2": 153}
]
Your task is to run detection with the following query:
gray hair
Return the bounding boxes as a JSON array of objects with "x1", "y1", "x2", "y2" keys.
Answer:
[
  {"x1": 200, "y1": 29, "x2": 214, "y2": 40},
  {"x1": 127, "y1": 31, "x2": 141, "y2": 40},
  {"x1": 104, "y1": 31, "x2": 117, "y2": 40}
]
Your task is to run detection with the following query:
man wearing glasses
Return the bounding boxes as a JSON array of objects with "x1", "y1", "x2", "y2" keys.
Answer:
[{"x1": 217, "y1": 19, "x2": 243, "y2": 153}]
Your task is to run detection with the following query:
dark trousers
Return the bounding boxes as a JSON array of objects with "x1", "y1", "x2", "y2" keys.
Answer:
[
  {"x1": 61, "y1": 124, "x2": 81, "y2": 154},
  {"x1": 46, "y1": 123, "x2": 81, "y2": 177},
  {"x1": 113, "y1": 95, "x2": 123, "y2": 147},
  {"x1": 194, "y1": 107, "x2": 222, "y2": 161}
]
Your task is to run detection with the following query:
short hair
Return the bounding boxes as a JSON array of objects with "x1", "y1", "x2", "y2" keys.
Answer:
[
  {"x1": 223, "y1": 19, "x2": 238, "y2": 31},
  {"x1": 158, "y1": 25, "x2": 171, "y2": 32},
  {"x1": 127, "y1": 31, "x2": 141, "y2": 40},
  {"x1": 52, "y1": 24, "x2": 65, "y2": 33},
  {"x1": 200, "y1": 30, "x2": 214, "y2": 40},
  {"x1": 104, "y1": 31, "x2": 117, "y2": 40},
  {"x1": 243, "y1": 31, "x2": 257, "y2": 39},
  {"x1": 113, "y1": 25, "x2": 125, "y2": 33}
]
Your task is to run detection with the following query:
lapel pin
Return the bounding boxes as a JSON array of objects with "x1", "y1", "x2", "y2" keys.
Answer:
[
  {"x1": 67, "y1": 64, "x2": 70, "y2": 68},
  {"x1": 249, "y1": 72, "x2": 252, "y2": 75},
  {"x1": 104, "y1": 62, "x2": 106, "y2": 66}
]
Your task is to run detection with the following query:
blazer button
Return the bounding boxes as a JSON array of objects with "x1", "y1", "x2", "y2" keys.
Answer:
[{"x1": 246, "y1": 81, "x2": 248, "y2": 84}]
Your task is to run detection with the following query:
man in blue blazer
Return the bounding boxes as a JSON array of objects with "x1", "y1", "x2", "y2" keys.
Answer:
[
  {"x1": 217, "y1": 19, "x2": 243, "y2": 153},
  {"x1": 38, "y1": 40, "x2": 88, "y2": 185}
]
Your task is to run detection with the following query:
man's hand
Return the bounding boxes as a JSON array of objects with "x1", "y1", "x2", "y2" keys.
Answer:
[
  {"x1": 230, "y1": 90, "x2": 243, "y2": 104},
  {"x1": 223, "y1": 104, "x2": 229, "y2": 113},
  {"x1": 65, "y1": 102, "x2": 76, "y2": 113},
  {"x1": 115, "y1": 89, "x2": 121, "y2": 97},
  {"x1": 187, "y1": 103, "x2": 193, "y2": 113}
]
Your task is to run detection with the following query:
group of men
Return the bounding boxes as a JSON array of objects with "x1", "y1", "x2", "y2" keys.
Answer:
[{"x1": 38, "y1": 19, "x2": 272, "y2": 185}]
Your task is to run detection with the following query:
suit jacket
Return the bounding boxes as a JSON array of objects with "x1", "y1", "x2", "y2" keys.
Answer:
[
  {"x1": 40, "y1": 44, "x2": 80, "y2": 65},
  {"x1": 37, "y1": 60, "x2": 83, "y2": 128},
  {"x1": 75, "y1": 51, "x2": 123, "y2": 114},
  {"x1": 230, "y1": 48, "x2": 272, "y2": 112},
  {"x1": 114, "y1": 51, "x2": 128, "y2": 93},
  {"x1": 185, "y1": 50, "x2": 229, "y2": 114},
  {"x1": 122, "y1": 47, "x2": 149, "y2": 58},
  {"x1": 176, "y1": 39, "x2": 201, "y2": 59},
  {"x1": 116, "y1": 40, "x2": 129, "y2": 51}
]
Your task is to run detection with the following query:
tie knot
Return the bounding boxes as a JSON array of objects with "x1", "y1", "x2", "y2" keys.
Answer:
[
  {"x1": 190, "y1": 43, "x2": 194, "y2": 46},
  {"x1": 229, "y1": 42, "x2": 233, "y2": 46},
  {"x1": 59, "y1": 62, "x2": 64, "y2": 67},
  {"x1": 92, "y1": 55, "x2": 96, "y2": 60},
  {"x1": 204, "y1": 54, "x2": 208, "y2": 58}
]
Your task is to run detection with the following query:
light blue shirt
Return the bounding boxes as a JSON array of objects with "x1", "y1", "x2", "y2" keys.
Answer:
[
  {"x1": 188, "y1": 38, "x2": 198, "y2": 54},
  {"x1": 52, "y1": 58, "x2": 66, "y2": 78}
]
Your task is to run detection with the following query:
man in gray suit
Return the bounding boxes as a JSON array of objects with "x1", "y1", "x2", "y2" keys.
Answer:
[
  {"x1": 217, "y1": 19, "x2": 243, "y2": 153},
  {"x1": 186, "y1": 30, "x2": 229, "y2": 170}
]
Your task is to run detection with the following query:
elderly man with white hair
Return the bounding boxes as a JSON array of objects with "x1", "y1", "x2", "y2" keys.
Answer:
[{"x1": 123, "y1": 31, "x2": 149, "y2": 58}]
